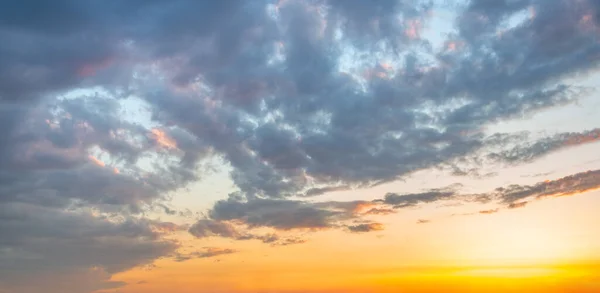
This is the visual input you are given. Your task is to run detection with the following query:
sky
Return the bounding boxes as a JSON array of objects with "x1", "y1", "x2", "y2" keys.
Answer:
[{"x1": 1, "y1": 0, "x2": 600, "y2": 292}]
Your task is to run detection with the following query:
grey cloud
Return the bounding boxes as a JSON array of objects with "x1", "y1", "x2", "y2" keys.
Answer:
[
  {"x1": 385, "y1": 169, "x2": 600, "y2": 213},
  {"x1": 347, "y1": 222, "x2": 385, "y2": 233},
  {"x1": 486, "y1": 129, "x2": 600, "y2": 165},
  {"x1": 364, "y1": 208, "x2": 396, "y2": 215},
  {"x1": 275, "y1": 237, "x2": 307, "y2": 246},
  {"x1": 492, "y1": 169, "x2": 600, "y2": 204},
  {"x1": 142, "y1": 0, "x2": 599, "y2": 200},
  {"x1": 210, "y1": 198, "x2": 338, "y2": 230},
  {"x1": 194, "y1": 247, "x2": 237, "y2": 259},
  {"x1": 188, "y1": 219, "x2": 240, "y2": 239},
  {"x1": 508, "y1": 201, "x2": 529, "y2": 209},
  {"x1": 442, "y1": 128, "x2": 600, "y2": 177},
  {"x1": 478, "y1": 208, "x2": 500, "y2": 214},
  {"x1": 188, "y1": 218, "x2": 307, "y2": 246},
  {"x1": 0, "y1": 203, "x2": 177, "y2": 290},
  {"x1": 174, "y1": 247, "x2": 237, "y2": 262},
  {"x1": 2, "y1": 0, "x2": 599, "y2": 202},
  {"x1": 300, "y1": 185, "x2": 350, "y2": 197},
  {"x1": 2, "y1": 0, "x2": 600, "y2": 291},
  {"x1": 208, "y1": 196, "x2": 382, "y2": 231},
  {"x1": 381, "y1": 191, "x2": 458, "y2": 209}
]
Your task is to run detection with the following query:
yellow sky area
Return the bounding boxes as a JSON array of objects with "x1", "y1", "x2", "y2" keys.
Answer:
[
  {"x1": 112, "y1": 259, "x2": 600, "y2": 293},
  {"x1": 110, "y1": 190, "x2": 600, "y2": 293}
]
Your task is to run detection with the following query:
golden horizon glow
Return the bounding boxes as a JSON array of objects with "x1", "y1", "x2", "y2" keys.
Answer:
[{"x1": 106, "y1": 189, "x2": 600, "y2": 293}]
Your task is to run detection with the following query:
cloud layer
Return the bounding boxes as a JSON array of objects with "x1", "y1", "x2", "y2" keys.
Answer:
[{"x1": 2, "y1": 0, "x2": 600, "y2": 292}]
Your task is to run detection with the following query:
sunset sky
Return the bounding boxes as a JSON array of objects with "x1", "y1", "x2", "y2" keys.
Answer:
[{"x1": 2, "y1": 0, "x2": 600, "y2": 292}]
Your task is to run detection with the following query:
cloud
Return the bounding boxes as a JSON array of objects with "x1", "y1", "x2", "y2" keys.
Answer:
[
  {"x1": 276, "y1": 237, "x2": 308, "y2": 246},
  {"x1": 491, "y1": 169, "x2": 600, "y2": 205},
  {"x1": 364, "y1": 208, "x2": 396, "y2": 216},
  {"x1": 508, "y1": 201, "x2": 529, "y2": 209},
  {"x1": 195, "y1": 247, "x2": 237, "y2": 259},
  {"x1": 416, "y1": 219, "x2": 430, "y2": 224},
  {"x1": 2, "y1": 0, "x2": 600, "y2": 291},
  {"x1": 188, "y1": 219, "x2": 240, "y2": 239},
  {"x1": 380, "y1": 190, "x2": 458, "y2": 209},
  {"x1": 129, "y1": 0, "x2": 599, "y2": 201},
  {"x1": 205, "y1": 196, "x2": 390, "y2": 233},
  {"x1": 174, "y1": 247, "x2": 237, "y2": 262},
  {"x1": 479, "y1": 208, "x2": 500, "y2": 215},
  {"x1": 380, "y1": 169, "x2": 600, "y2": 215},
  {"x1": 188, "y1": 218, "x2": 307, "y2": 246},
  {"x1": 347, "y1": 222, "x2": 385, "y2": 233},
  {"x1": 209, "y1": 197, "x2": 340, "y2": 231},
  {"x1": 0, "y1": 203, "x2": 177, "y2": 292},
  {"x1": 300, "y1": 185, "x2": 350, "y2": 197},
  {"x1": 486, "y1": 128, "x2": 600, "y2": 165}
]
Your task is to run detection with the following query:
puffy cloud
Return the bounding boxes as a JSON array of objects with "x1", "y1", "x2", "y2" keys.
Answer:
[
  {"x1": 2, "y1": 0, "x2": 599, "y2": 201},
  {"x1": 130, "y1": 0, "x2": 600, "y2": 200}
]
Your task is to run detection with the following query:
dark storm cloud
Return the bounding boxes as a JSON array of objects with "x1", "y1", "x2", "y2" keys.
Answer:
[{"x1": 2, "y1": 0, "x2": 600, "y2": 291}]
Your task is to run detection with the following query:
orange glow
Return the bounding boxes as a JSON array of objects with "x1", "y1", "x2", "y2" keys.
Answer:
[
  {"x1": 445, "y1": 41, "x2": 463, "y2": 52},
  {"x1": 77, "y1": 57, "x2": 113, "y2": 77},
  {"x1": 352, "y1": 202, "x2": 377, "y2": 214},
  {"x1": 149, "y1": 128, "x2": 177, "y2": 150},
  {"x1": 88, "y1": 155, "x2": 105, "y2": 167},
  {"x1": 380, "y1": 63, "x2": 393, "y2": 71},
  {"x1": 404, "y1": 19, "x2": 421, "y2": 40},
  {"x1": 563, "y1": 129, "x2": 600, "y2": 147},
  {"x1": 529, "y1": 6, "x2": 536, "y2": 20}
]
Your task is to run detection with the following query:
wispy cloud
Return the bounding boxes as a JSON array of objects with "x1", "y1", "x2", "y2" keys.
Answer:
[
  {"x1": 174, "y1": 247, "x2": 237, "y2": 262},
  {"x1": 347, "y1": 222, "x2": 385, "y2": 233}
]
